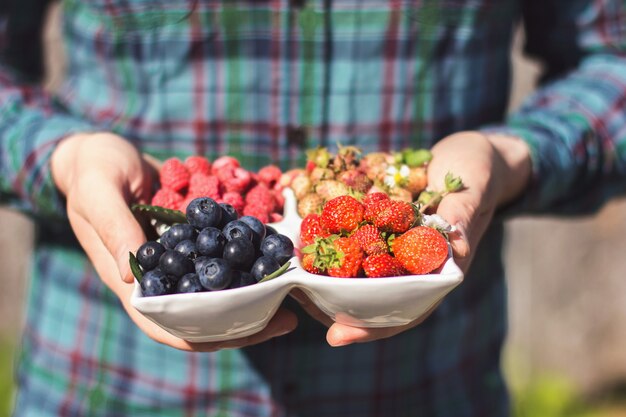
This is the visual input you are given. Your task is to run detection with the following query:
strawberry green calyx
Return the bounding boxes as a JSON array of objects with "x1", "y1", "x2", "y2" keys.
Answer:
[
  {"x1": 444, "y1": 172, "x2": 464, "y2": 193},
  {"x1": 416, "y1": 171, "x2": 464, "y2": 214},
  {"x1": 301, "y1": 234, "x2": 364, "y2": 277},
  {"x1": 301, "y1": 235, "x2": 340, "y2": 272}
]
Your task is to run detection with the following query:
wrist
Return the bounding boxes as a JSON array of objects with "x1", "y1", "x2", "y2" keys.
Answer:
[
  {"x1": 482, "y1": 132, "x2": 532, "y2": 207},
  {"x1": 50, "y1": 131, "x2": 123, "y2": 196},
  {"x1": 50, "y1": 132, "x2": 91, "y2": 196}
]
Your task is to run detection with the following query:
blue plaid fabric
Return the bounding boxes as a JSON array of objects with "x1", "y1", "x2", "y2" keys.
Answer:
[{"x1": 1, "y1": 0, "x2": 626, "y2": 416}]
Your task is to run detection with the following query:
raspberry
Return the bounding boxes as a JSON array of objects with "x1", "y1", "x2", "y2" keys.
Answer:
[
  {"x1": 184, "y1": 156, "x2": 212, "y2": 176},
  {"x1": 271, "y1": 188, "x2": 285, "y2": 211},
  {"x1": 257, "y1": 165, "x2": 283, "y2": 188},
  {"x1": 218, "y1": 167, "x2": 252, "y2": 193},
  {"x1": 160, "y1": 158, "x2": 190, "y2": 192},
  {"x1": 269, "y1": 212, "x2": 283, "y2": 223},
  {"x1": 179, "y1": 195, "x2": 196, "y2": 213},
  {"x1": 211, "y1": 156, "x2": 240, "y2": 175},
  {"x1": 245, "y1": 184, "x2": 276, "y2": 213},
  {"x1": 243, "y1": 204, "x2": 270, "y2": 224},
  {"x1": 221, "y1": 191, "x2": 245, "y2": 215},
  {"x1": 188, "y1": 173, "x2": 221, "y2": 200},
  {"x1": 151, "y1": 188, "x2": 184, "y2": 210}
]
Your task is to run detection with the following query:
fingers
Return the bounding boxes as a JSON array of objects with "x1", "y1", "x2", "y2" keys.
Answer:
[
  {"x1": 203, "y1": 308, "x2": 299, "y2": 350},
  {"x1": 69, "y1": 173, "x2": 148, "y2": 283},
  {"x1": 326, "y1": 301, "x2": 441, "y2": 347},
  {"x1": 70, "y1": 209, "x2": 298, "y2": 351},
  {"x1": 437, "y1": 189, "x2": 494, "y2": 272}
]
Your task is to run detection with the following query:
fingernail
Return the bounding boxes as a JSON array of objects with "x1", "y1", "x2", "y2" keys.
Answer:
[{"x1": 329, "y1": 339, "x2": 351, "y2": 347}]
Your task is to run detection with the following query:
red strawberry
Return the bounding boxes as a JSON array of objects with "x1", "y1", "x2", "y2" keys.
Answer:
[
  {"x1": 361, "y1": 191, "x2": 389, "y2": 207},
  {"x1": 392, "y1": 226, "x2": 448, "y2": 275},
  {"x1": 362, "y1": 253, "x2": 407, "y2": 278},
  {"x1": 300, "y1": 213, "x2": 328, "y2": 246},
  {"x1": 184, "y1": 156, "x2": 212, "y2": 176},
  {"x1": 351, "y1": 224, "x2": 388, "y2": 255},
  {"x1": 151, "y1": 188, "x2": 184, "y2": 210},
  {"x1": 301, "y1": 235, "x2": 363, "y2": 277},
  {"x1": 366, "y1": 199, "x2": 416, "y2": 233},
  {"x1": 320, "y1": 195, "x2": 364, "y2": 234},
  {"x1": 160, "y1": 158, "x2": 190, "y2": 192},
  {"x1": 188, "y1": 173, "x2": 221, "y2": 200},
  {"x1": 301, "y1": 253, "x2": 322, "y2": 274},
  {"x1": 326, "y1": 236, "x2": 364, "y2": 278}
]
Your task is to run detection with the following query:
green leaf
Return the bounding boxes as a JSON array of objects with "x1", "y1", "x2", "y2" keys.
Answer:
[
  {"x1": 129, "y1": 252, "x2": 143, "y2": 282},
  {"x1": 258, "y1": 261, "x2": 292, "y2": 283},
  {"x1": 131, "y1": 204, "x2": 187, "y2": 224}
]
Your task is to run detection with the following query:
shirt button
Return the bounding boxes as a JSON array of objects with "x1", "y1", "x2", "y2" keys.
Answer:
[{"x1": 286, "y1": 125, "x2": 308, "y2": 148}]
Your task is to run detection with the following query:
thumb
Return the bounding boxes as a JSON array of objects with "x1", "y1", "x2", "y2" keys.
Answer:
[
  {"x1": 434, "y1": 187, "x2": 493, "y2": 273},
  {"x1": 76, "y1": 180, "x2": 148, "y2": 283}
]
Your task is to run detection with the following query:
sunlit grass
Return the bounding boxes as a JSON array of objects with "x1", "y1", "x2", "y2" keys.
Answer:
[{"x1": 0, "y1": 337, "x2": 16, "y2": 417}]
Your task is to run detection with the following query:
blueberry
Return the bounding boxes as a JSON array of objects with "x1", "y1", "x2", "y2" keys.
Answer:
[
  {"x1": 260, "y1": 234, "x2": 294, "y2": 265},
  {"x1": 229, "y1": 270, "x2": 257, "y2": 289},
  {"x1": 194, "y1": 256, "x2": 210, "y2": 271},
  {"x1": 176, "y1": 273, "x2": 205, "y2": 293},
  {"x1": 136, "y1": 241, "x2": 165, "y2": 271},
  {"x1": 250, "y1": 255, "x2": 281, "y2": 281},
  {"x1": 239, "y1": 215, "x2": 266, "y2": 247},
  {"x1": 160, "y1": 223, "x2": 197, "y2": 250},
  {"x1": 218, "y1": 203, "x2": 239, "y2": 228},
  {"x1": 222, "y1": 220, "x2": 254, "y2": 241},
  {"x1": 186, "y1": 197, "x2": 222, "y2": 229},
  {"x1": 159, "y1": 249, "x2": 195, "y2": 278},
  {"x1": 140, "y1": 269, "x2": 176, "y2": 296},
  {"x1": 196, "y1": 227, "x2": 226, "y2": 257},
  {"x1": 174, "y1": 239, "x2": 199, "y2": 261},
  {"x1": 265, "y1": 225, "x2": 278, "y2": 236},
  {"x1": 197, "y1": 258, "x2": 233, "y2": 291},
  {"x1": 222, "y1": 237, "x2": 256, "y2": 271}
]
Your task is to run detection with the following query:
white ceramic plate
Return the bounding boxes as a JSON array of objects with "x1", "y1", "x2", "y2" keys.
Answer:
[{"x1": 131, "y1": 189, "x2": 464, "y2": 342}]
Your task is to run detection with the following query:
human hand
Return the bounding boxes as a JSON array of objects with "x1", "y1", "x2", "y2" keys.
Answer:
[
  {"x1": 293, "y1": 131, "x2": 531, "y2": 346},
  {"x1": 51, "y1": 132, "x2": 297, "y2": 351}
]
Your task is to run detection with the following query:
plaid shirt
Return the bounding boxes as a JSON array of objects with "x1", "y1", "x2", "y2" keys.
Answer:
[{"x1": 2, "y1": 0, "x2": 625, "y2": 416}]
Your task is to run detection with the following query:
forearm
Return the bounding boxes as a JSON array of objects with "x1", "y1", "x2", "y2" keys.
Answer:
[{"x1": 483, "y1": 55, "x2": 626, "y2": 214}]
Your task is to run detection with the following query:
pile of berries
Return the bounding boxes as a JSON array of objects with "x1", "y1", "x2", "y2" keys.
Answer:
[
  {"x1": 281, "y1": 145, "x2": 434, "y2": 218},
  {"x1": 300, "y1": 193, "x2": 450, "y2": 278},
  {"x1": 152, "y1": 155, "x2": 285, "y2": 223},
  {"x1": 132, "y1": 197, "x2": 294, "y2": 296}
]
